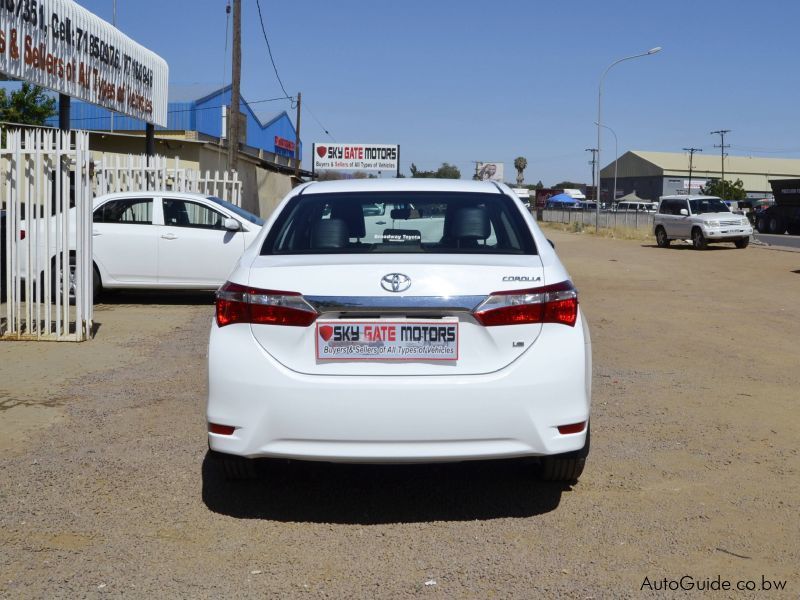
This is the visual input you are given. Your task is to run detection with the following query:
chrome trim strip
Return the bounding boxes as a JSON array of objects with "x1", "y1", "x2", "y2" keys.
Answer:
[{"x1": 305, "y1": 295, "x2": 486, "y2": 313}]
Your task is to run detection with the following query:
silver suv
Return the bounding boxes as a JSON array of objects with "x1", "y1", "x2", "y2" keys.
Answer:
[{"x1": 654, "y1": 195, "x2": 753, "y2": 250}]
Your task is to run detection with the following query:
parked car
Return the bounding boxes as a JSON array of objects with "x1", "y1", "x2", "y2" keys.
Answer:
[
  {"x1": 18, "y1": 191, "x2": 263, "y2": 302},
  {"x1": 207, "y1": 178, "x2": 592, "y2": 482},
  {"x1": 654, "y1": 195, "x2": 752, "y2": 249},
  {"x1": 614, "y1": 201, "x2": 656, "y2": 212}
]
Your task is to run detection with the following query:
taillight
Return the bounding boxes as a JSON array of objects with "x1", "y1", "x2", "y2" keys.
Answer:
[
  {"x1": 19, "y1": 230, "x2": 25, "y2": 240},
  {"x1": 215, "y1": 281, "x2": 317, "y2": 327},
  {"x1": 473, "y1": 280, "x2": 578, "y2": 327}
]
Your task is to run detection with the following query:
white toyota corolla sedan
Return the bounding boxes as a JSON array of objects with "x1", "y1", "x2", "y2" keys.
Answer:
[{"x1": 207, "y1": 179, "x2": 592, "y2": 482}]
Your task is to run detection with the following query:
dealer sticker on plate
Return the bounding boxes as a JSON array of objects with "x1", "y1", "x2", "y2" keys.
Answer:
[{"x1": 315, "y1": 320, "x2": 459, "y2": 361}]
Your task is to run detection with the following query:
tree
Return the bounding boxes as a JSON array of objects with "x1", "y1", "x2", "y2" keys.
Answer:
[
  {"x1": 514, "y1": 156, "x2": 527, "y2": 186},
  {"x1": 436, "y1": 163, "x2": 460, "y2": 179},
  {"x1": 0, "y1": 83, "x2": 56, "y2": 126},
  {"x1": 553, "y1": 181, "x2": 582, "y2": 189},
  {"x1": 410, "y1": 162, "x2": 461, "y2": 179},
  {"x1": 534, "y1": 180, "x2": 544, "y2": 190},
  {"x1": 700, "y1": 178, "x2": 747, "y2": 200}
]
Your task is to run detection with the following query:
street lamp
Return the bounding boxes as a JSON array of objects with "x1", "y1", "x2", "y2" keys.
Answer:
[
  {"x1": 596, "y1": 46, "x2": 661, "y2": 232},
  {"x1": 595, "y1": 122, "x2": 618, "y2": 207}
]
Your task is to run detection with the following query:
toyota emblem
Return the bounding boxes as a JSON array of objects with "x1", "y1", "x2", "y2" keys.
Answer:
[{"x1": 381, "y1": 273, "x2": 411, "y2": 293}]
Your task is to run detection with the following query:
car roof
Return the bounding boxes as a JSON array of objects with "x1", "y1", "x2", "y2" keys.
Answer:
[
  {"x1": 660, "y1": 195, "x2": 720, "y2": 201},
  {"x1": 94, "y1": 191, "x2": 213, "y2": 202},
  {"x1": 298, "y1": 178, "x2": 502, "y2": 195}
]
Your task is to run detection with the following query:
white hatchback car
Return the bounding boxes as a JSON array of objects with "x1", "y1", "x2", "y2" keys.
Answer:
[{"x1": 207, "y1": 179, "x2": 592, "y2": 482}]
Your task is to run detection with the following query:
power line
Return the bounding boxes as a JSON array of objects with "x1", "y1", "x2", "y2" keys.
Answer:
[
  {"x1": 254, "y1": 0, "x2": 290, "y2": 101},
  {"x1": 302, "y1": 101, "x2": 335, "y2": 141},
  {"x1": 730, "y1": 145, "x2": 800, "y2": 154}
]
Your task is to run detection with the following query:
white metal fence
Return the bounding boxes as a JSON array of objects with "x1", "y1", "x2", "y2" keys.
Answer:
[
  {"x1": 94, "y1": 155, "x2": 242, "y2": 206},
  {"x1": 1, "y1": 129, "x2": 93, "y2": 341},
  {"x1": 542, "y1": 207, "x2": 655, "y2": 231}
]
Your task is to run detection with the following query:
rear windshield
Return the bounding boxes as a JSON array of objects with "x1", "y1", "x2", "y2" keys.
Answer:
[{"x1": 261, "y1": 191, "x2": 536, "y2": 255}]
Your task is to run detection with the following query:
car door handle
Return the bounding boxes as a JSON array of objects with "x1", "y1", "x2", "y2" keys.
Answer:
[
  {"x1": 161, "y1": 233, "x2": 178, "y2": 240},
  {"x1": 92, "y1": 229, "x2": 101, "y2": 237}
]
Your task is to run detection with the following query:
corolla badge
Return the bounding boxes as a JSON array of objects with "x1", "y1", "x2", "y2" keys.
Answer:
[{"x1": 381, "y1": 273, "x2": 411, "y2": 292}]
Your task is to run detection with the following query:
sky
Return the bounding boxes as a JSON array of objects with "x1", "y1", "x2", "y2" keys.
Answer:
[{"x1": 50, "y1": 1, "x2": 800, "y2": 183}]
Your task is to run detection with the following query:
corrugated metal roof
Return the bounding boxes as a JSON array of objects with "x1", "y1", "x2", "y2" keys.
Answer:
[
  {"x1": 630, "y1": 151, "x2": 800, "y2": 177},
  {"x1": 601, "y1": 150, "x2": 800, "y2": 192}
]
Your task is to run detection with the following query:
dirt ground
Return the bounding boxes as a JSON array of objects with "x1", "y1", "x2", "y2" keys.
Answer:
[{"x1": 1, "y1": 232, "x2": 798, "y2": 598}]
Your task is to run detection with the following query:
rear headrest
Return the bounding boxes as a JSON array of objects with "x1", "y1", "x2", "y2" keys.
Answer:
[
  {"x1": 330, "y1": 203, "x2": 366, "y2": 238},
  {"x1": 451, "y1": 207, "x2": 490, "y2": 240},
  {"x1": 311, "y1": 219, "x2": 349, "y2": 249}
]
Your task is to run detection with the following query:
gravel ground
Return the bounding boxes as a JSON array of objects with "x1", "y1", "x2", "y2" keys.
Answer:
[{"x1": 1, "y1": 232, "x2": 798, "y2": 598}]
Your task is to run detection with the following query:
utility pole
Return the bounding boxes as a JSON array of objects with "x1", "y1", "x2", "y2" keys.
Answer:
[
  {"x1": 293, "y1": 92, "x2": 302, "y2": 181},
  {"x1": 683, "y1": 147, "x2": 702, "y2": 195},
  {"x1": 110, "y1": 0, "x2": 116, "y2": 133},
  {"x1": 710, "y1": 129, "x2": 730, "y2": 197},
  {"x1": 228, "y1": 0, "x2": 241, "y2": 173},
  {"x1": 585, "y1": 148, "x2": 598, "y2": 200}
]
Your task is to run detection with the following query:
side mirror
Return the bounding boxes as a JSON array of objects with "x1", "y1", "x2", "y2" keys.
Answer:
[
  {"x1": 223, "y1": 218, "x2": 241, "y2": 231},
  {"x1": 679, "y1": 208, "x2": 689, "y2": 216}
]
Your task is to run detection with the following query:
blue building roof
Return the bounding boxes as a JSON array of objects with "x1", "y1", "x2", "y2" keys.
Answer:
[{"x1": 43, "y1": 84, "x2": 301, "y2": 159}]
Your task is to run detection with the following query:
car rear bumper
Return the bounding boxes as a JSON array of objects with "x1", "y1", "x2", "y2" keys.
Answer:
[{"x1": 206, "y1": 314, "x2": 592, "y2": 463}]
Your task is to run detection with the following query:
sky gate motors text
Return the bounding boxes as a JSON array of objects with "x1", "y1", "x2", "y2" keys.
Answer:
[
  {"x1": 325, "y1": 146, "x2": 398, "y2": 161},
  {"x1": 329, "y1": 324, "x2": 456, "y2": 343}
]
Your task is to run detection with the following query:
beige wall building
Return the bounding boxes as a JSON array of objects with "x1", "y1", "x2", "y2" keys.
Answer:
[{"x1": 600, "y1": 151, "x2": 800, "y2": 202}]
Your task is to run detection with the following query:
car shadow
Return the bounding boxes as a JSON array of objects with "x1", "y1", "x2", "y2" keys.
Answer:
[
  {"x1": 96, "y1": 290, "x2": 216, "y2": 306},
  {"x1": 201, "y1": 452, "x2": 567, "y2": 524}
]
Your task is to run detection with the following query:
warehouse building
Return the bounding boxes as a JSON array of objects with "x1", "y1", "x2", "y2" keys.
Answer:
[{"x1": 599, "y1": 151, "x2": 800, "y2": 202}]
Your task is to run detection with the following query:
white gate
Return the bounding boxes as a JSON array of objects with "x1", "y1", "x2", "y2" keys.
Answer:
[
  {"x1": 94, "y1": 155, "x2": 242, "y2": 206},
  {"x1": 1, "y1": 129, "x2": 93, "y2": 341}
]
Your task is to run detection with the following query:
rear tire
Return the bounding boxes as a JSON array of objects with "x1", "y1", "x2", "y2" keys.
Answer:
[
  {"x1": 92, "y1": 265, "x2": 102, "y2": 304},
  {"x1": 211, "y1": 451, "x2": 258, "y2": 480},
  {"x1": 655, "y1": 226, "x2": 670, "y2": 248},
  {"x1": 691, "y1": 228, "x2": 707, "y2": 250},
  {"x1": 756, "y1": 216, "x2": 768, "y2": 234},
  {"x1": 734, "y1": 238, "x2": 749, "y2": 249},
  {"x1": 767, "y1": 215, "x2": 785, "y2": 234},
  {"x1": 51, "y1": 253, "x2": 77, "y2": 305},
  {"x1": 539, "y1": 425, "x2": 590, "y2": 483}
]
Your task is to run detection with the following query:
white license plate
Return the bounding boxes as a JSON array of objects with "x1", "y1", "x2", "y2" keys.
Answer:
[{"x1": 315, "y1": 320, "x2": 459, "y2": 361}]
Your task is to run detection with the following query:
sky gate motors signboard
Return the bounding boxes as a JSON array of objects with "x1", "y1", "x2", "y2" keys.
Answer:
[
  {"x1": 0, "y1": 0, "x2": 168, "y2": 127},
  {"x1": 313, "y1": 143, "x2": 400, "y2": 175}
]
